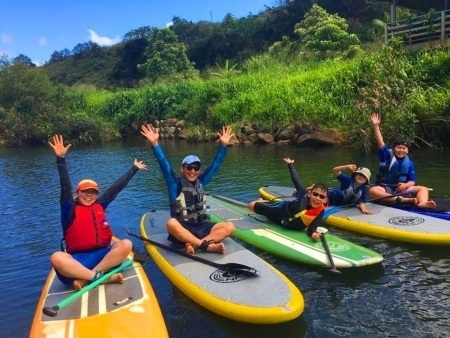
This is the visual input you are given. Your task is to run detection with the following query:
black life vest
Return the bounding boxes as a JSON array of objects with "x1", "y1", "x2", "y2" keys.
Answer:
[{"x1": 171, "y1": 177, "x2": 207, "y2": 222}]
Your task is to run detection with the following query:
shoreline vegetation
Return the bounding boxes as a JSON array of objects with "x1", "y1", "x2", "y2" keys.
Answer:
[
  {"x1": 1, "y1": 3, "x2": 450, "y2": 152},
  {"x1": 1, "y1": 43, "x2": 450, "y2": 152}
]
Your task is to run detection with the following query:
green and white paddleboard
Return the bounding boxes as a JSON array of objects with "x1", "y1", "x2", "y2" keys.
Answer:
[{"x1": 207, "y1": 194, "x2": 383, "y2": 268}]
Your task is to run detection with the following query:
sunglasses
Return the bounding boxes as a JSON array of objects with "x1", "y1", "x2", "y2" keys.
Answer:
[
  {"x1": 184, "y1": 165, "x2": 201, "y2": 172},
  {"x1": 311, "y1": 191, "x2": 327, "y2": 200}
]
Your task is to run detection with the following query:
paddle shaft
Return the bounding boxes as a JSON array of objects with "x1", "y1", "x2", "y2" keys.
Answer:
[
  {"x1": 320, "y1": 234, "x2": 341, "y2": 274},
  {"x1": 338, "y1": 191, "x2": 409, "y2": 209},
  {"x1": 43, "y1": 258, "x2": 133, "y2": 317},
  {"x1": 127, "y1": 230, "x2": 255, "y2": 273}
]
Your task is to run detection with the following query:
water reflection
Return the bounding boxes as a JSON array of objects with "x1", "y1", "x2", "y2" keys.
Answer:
[{"x1": 1, "y1": 140, "x2": 449, "y2": 337}]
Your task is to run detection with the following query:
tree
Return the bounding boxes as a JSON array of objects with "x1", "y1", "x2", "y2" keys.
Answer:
[
  {"x1": 138, "y1": 28, "x2": 197, "y2": 82},
  {"x1": 13, "y1": 54, "x2": 36, "y2": 67},
  {"x1": 294, "y1": 4, "x2": 360, "y2": 59},
  {"x1": 50, "y1": 48, "x2": 72, "y2": 62},
  {"x1": 123, "y1": 26, "x2": 154, "y2": 41}
]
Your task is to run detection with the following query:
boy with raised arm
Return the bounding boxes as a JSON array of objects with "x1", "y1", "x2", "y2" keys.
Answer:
[
  {"x1": 368, "y1": 113, "x2": 435, "y2": 209},
  {"x1": 328, "y1": 164, "x2": 373, "y2": 214},
  {"x1": 248, "y1": 158, "x2": 327, "y2": 240}
]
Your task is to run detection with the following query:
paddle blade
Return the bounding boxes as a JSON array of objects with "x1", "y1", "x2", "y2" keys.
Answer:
[
  {"x1": 221, "y1": 263, "x2": 258, "y2": 276},
  {"x1": 42, "y1": 305, "x2": 59, "y2": 317}
]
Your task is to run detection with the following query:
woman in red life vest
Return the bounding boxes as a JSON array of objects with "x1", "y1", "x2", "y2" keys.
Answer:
[{"x1": 48, "y1": 135, "x2": 147, "y2": 290}]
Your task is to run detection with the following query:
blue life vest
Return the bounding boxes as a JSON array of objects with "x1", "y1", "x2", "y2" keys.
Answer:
[{"x1": 376, "y1": 152, "x2": 410, "y2": 185}]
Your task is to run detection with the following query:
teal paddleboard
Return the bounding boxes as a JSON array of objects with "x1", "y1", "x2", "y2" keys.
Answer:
[{"x1": 207, "y1": 194, "x2": 383, "y2": 268}]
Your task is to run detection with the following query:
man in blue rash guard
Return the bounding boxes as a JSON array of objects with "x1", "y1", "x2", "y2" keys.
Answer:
[{"x1": 141, "y1": 124, "x2": 235, "y2": 255}]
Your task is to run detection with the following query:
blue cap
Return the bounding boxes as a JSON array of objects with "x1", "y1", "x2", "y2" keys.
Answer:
[{"x1": 181, "y1": 155, "x2": 202, "y2": 166}]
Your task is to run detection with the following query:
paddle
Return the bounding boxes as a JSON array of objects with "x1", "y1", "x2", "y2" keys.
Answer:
[
  {"x1": 317, "y1": 227, "x2": 341, "y2": 275},
  {"x1": 323, "y1": 192, "x2": 409, "y2": 218},
  {"x1": 126, "y1": 229, "x2": 258, "y2": 276},
  {"x1": 42, "y1": 258, "x2": 133, "y2": 317}
]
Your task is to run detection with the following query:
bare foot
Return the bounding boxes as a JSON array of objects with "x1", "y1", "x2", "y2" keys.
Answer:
[
  {"x1": 401, "y1": 197, "x2": 417, "y2": 205},
  {"x1": 73, "y1": 279, "x2": 88, "y2": 290},
  {"x1": 417, "y1": 200, "x2": 436, "y2": 209},
  {"x1": 185, "y1": 243, "x2": 195, "y2": 255},
  {"x1": 206, "y1": 242, "x2": 225, "y2": 254},
  {"x1": 105, "y1": 273, "x2": 123, "y2": 284}
]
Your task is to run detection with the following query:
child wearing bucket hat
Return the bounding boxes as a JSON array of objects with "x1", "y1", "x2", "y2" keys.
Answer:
[
  {"x1": 368, "y1": 113, "x2": 435, "y2": 209},
  {"x1": 328, "y1": 164, "x2": 373, "y2": 214},
  {"x1": 48, "y1": 134, "x2": 147, "y2": 290}
]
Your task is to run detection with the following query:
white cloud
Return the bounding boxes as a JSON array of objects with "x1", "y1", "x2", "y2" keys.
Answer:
[
  {"x1": 88, "y1": 29, "x2": 121, "y2": 46},
  {"x1": 166, "y1": 21, "x2": 173, "y2": 28},
  {"x1": 1, "y1": 33, "x2": 14, "y2": 44},
  {"x1": 38, "y1": 37, "x2": 47, "y2": 47}
]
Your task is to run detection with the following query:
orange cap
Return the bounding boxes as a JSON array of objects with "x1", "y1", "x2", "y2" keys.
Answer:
[{"x1": 76, "y1": 179, "x2": 99, "y2": 192}]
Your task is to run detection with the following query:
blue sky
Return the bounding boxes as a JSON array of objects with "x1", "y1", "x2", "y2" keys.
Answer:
[{"x1": 1, "y1": 0, "x2": 272, "y2": 66}]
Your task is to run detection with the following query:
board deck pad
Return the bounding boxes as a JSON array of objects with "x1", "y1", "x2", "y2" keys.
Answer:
[
  {"x1": 30, "y1": 240, "x2": 168, "y2": 338},
  {"x1": 41, "y1": 263, "x2": 141, "y2": 321},
  {"x1": 260, "y1": 185, "x2": 450, "y2": 245},
  {"x1": 206, "y1": 194, "x2": 383, "y2": 268},
  {"x1": 140, "y1": 210, "x2": 304, "y2": 324}
]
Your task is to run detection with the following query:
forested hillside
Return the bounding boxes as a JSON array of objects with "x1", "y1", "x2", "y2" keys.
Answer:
[{"x1": 43, "y1": 0, "x2": 387, "y2": 88}]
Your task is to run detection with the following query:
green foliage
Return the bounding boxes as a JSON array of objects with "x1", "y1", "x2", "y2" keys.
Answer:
[
  {"x1": 209, "y1": 60, "x2": 240, "y2": 78},
  {"x1": 138, "y1": 28, "x2": 198, "y2": 82},
  {"x1": 295, "y1": 4, "x2": 361, "y2": 60}
]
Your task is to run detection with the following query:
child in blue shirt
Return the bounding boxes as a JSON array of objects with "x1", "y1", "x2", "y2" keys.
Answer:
[{"x1": 328, "y1": 164, "x2": 373, "y2": 214}]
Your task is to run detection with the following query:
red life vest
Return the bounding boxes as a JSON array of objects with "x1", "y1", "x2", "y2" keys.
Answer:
[{"x1": 65, "y1": 203, "x2": 112, "y2": 253}]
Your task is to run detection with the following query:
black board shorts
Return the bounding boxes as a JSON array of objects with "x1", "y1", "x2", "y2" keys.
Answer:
[
  {"x1": 168, "y1": 220, "x2": 215, "y2": 245},
  {"x1": 254, "y1": 201, "x2": 284, "y2": 224}
]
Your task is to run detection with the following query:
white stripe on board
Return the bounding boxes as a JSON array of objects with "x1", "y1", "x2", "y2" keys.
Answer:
[
  {"x1": 98, "y1": 285, "x2": 106, "y2": 314},
  {"x1": 251, "y1": 228, "x2": 354, "y2": 267},
  {"x1": 80, "y1": 292, "x2": 89, "y2": 318}
]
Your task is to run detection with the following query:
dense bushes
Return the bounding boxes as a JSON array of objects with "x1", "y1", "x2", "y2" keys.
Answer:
[{"x1": 1, "y1": 44, "x2": 450, "y2": 149}]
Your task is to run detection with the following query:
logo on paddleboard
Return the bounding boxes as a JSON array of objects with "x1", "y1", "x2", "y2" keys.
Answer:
[
  {"x1": 315, "y1": 242, "x2": 351, "y2": 252},
  {"x1": 210, "y1": 269, "x2": 255, "y2": 283},
  {"x1": 388, "y1": 216, "x2": 425, "y2": 226}
]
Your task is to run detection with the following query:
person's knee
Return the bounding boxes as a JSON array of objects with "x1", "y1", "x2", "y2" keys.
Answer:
[
  {"x1": 248, "y1": 201, "x2": 255, "y2": 211},
  {"x1": 225, "y1": 221, "x2": 235, "y2": 235},
  {"x1": 50, "y1": 251, "x2": 66, "y2": 268},
  {"x1": 166, "y1": 218, "x2": 182, "y2": 234},
  {"x1": 118, "y1": 239, "x2": 133, "y2": 252}
]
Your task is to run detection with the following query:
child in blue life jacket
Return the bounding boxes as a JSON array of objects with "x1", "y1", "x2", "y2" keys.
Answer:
[
  {"x1": 327, "y1": 164, "x2": 373, "y2": 214},
  {"x1": 141, "y1": 124, "x2": 235, "y2": 255},
  {"x1": 368, "y1": 113, "x2": 435, "y2": 209},
  {"x1": 248, "y1": 158, "x2": 327, "y2": 240},
  {"x1": 49, "y1": 134, "x2": 147, "y2": 290}
]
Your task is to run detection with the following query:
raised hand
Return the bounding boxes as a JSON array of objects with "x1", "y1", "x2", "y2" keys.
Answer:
[
  {"x1": 348, "y1": 164, "x2": 357, "y2": 172},
  {"x1": 370, "y1": 113, "x2": 381, "y2": 126},
  {"x1": 48, "y1": 135, "x2": 71, "y2": 158},
  {"x1": 218, "y1": 126, "x2": 235, "y2": 146},
  {"x1": 141, "y1": 124, "x2": 160, "y2": 146},
  {"x1": 283, "y1": 157, "x2": 294, "y2": 164},
  {"x1": 133, "y1": 158, "x2": 147, "y2": 170}
]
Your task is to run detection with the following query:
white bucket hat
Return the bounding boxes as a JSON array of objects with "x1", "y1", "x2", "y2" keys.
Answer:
[{"x1": 353, "y1": 167, "x2": 371, "y2": 184}]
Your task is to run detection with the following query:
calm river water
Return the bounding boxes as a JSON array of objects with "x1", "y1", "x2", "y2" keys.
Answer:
[{"x1": 1, "y1": 139, "x2": 449, "y2": 338}]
